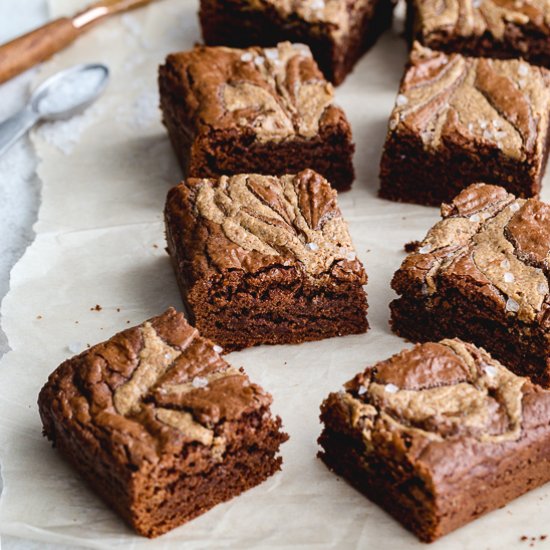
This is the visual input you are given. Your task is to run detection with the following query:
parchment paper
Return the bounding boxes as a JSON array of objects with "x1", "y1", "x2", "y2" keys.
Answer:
[{"x1": 0, "y1": 0, "x2": 549, "y2": 548}]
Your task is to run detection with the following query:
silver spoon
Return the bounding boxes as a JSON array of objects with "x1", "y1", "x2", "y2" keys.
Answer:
[{"x1": 0, "y1": 63, "x2": 109, "y2": 157}]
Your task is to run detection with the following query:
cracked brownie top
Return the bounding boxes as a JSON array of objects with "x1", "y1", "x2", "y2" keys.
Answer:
[
  {"x1": 387, "y1": 44, "x2": 550, "y2": 164},
  {"x1": 412, "y1": 0, "x2": 550, "y2": 41},
  {"x1": 392, "y1": 183, "x2": 550, "y2": 326},
  {"x1": 322, "y1": 338, "x2": 550, "y2": 480},
  {"x1": 159, "y1": 42, "x2": 344, "y2": 143},
  {"x1": 38, "y1": 308, "x2": 272, "y2": 469},
  {"x1": 165, "y1": 169, "x2": 366, "y2": 283}
]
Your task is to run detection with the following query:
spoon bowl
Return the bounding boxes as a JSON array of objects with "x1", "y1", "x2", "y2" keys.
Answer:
[
  {"x1": 31, "y1": 63, "x2": 109, "y2": 121},
  {"x1": 0, "y1": 62, "x2": 109, "y2": 157}
]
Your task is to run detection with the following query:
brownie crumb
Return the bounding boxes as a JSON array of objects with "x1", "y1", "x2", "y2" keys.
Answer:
[
  {"x1": 521, "y1": 536, "x2": 529, "y2": 541},
  {"x1": 116, "y1": 308, "x2": 121, "y2": 312},
  {"x1": 541, "y1": 535, "x2": 548, "y2": 540},
  {"x1": 36, "y1": 315, "x2": 42, "y2": 320},
  {"x1": 152, "y1": 244, "x2": 159, "y2": 249},
  {"x1": 91, "y1": 305, "x2": 102, "y2": 311},
  {"x1": 404, "y1": 240, "x2": 420, "y2": 252}
]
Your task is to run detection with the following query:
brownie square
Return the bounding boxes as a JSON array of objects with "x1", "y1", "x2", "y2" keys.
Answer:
[
  {"x1": 407, "y1": 0, "x2": 550, "y2": 69},
  {"x1": 391, "y1": 183, "x2": 550, "y2": 386},
  {"x1": 199, "y1": 0, "x2": 395, "y2": 85},
  {"x1": 379, "y1": 43, "x2": 550, "y2": 206},
  {"x1": 164, "y1": 169, "x2": 369, "y2": 351},
  {"x1": 158, "y1": 42, "x2": 355, "y2": 190},
  {"x1": 38, "y1": 308, "x2": 288, "y2": 538},
  {"x1": 319, "y1": 338, "x2": 550, "y2": 542}
]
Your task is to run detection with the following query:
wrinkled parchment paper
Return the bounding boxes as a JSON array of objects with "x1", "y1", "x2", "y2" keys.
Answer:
[{"x1": 1, "y1": 0, "x2": 549, "y2": 548}]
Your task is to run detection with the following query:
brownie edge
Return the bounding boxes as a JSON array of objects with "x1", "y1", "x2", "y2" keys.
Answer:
[
  {"x1": 390, "y1": 183, "x2": 550, "y2": 386},
  {"x1": 318, "y1": 338, "x2": 550, "y2": 542},
  {"x1": 158, "y1": 42, "x2": 356, "y2": 190},
  {"x1": 164, "y1": 170, "x2": 369, "y2": 351},
  {"x1": 38, "y1": 308, "x2": 288, "y2": 537}
]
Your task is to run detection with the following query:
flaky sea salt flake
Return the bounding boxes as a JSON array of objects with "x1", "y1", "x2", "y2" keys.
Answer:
[
  {"x1": 504, "y1": 272, "x2": 515, "y2": 283},
  {"x1": 385, "y1": 383, "x2": 399, "y2": 394},
  {"x1": 396, "y1": 94, "x2": 408, "y2": 106},
  {"x1": 469, "y1": 214, "x2": 481, "y2": 222},
  {"x1": 192, "y1": 376, "x2": 209, "y2": 389},
  {"x1": 484, "y1": 365, "x2": 498, "y2": 377},
  {"x1": 307, "y1": 242, "x2": 319, "y2": 251},
  {"x1": 506, "y1": 298, "x2": 520, "y2": 313},
  {"x1": 213, "y1": 344, "x2": 223, "y2": 354},
  {"x1": 358, "y1": 386, "x2": 367, "y2": 395},
  {"x1": 264, "y1": 48, "x2": 279, "y2": 60},
  {"x1": 418, "y1": 244, "x2": 432, "y2": 254},
  {"x1": 518, "y1": 63, "x2": 529, "y2": 76},
  {"x1": 240, "y1": 52, "x2": 253, "y2": 62}
]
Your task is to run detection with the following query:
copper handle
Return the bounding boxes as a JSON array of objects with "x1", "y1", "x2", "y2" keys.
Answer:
[{"x1": 0, "y1": 18, "x2": 81, "y2": 85}]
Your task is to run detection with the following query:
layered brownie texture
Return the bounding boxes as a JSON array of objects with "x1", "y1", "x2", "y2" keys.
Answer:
[
  {"x1": 38, "y1": 308, "x2": 288, "y2": 538},
  {"x1": 319, "y1": 338, "x2": 550, "y2": 542},
  {"x1": 164, "y1": 169, "x2": 369, "y2": 351},
  {"x1": 391, "y1": 184, "x2": 550, "y2": 386},
  {"x1": 158, "y1": 42, "x2": 355, "y2": 191},
  {"x1": 407, "y1": 0, "x2": 550, "y2": 69},
  {"x1": 199, "y1": 0, "x2": 395, "y2": 85},
  {"x1": 379, "y1": 43, "x2": 550, "y2": 205}
]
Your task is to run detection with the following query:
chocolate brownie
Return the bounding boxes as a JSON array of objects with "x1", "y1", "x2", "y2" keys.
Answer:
[
  {"x1": 199, "y1": 0, "x2": 395, "y2": 85},
  {"x1": 391, "y1": 184, "x2": 550, "y2": 387},
  {"x1": 38, "y1": 308, "x2": 288, "y2": 538},
  {"x1": 164, "y1": 170, "x2": 369, "y2": 351},
  {"x1": 158, "y1": 42, "x2": 355, "y2": 191},
  {"x1": 407, "y1": 0, "x2": 550, "y2": 69},
  {"x1": 379, "y1": 43, "x2": 550, "y2": 206},
  {"x1": 319, "y1": 338, "x2": 550, "y2": 542}
]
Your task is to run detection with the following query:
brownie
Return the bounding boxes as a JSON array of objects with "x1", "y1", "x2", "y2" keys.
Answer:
[
  {"x1": 198, "y1": 0, "x2": 395, "y2": 85},
  {"x1": 391, "y1": 183, "x2": 550, "y2": 387},
  {"x1": 379, "y1": 43, "x2": 550, "y2": 206},
  {"x1": 319, "y1": 338, "x2": 550, "y2": 542},
  {"x1": 38, "y1": 308, "x2": 288, "y2": 538},
  {"x1": 407, "y1": 0, "x2": 550, "y2": 69},
  {"x1": 158, "y1": 41, "x2": 355, "y2": 191},
  {"x1": 164, "y1": 169, "x2": 369, "y2": 351}
]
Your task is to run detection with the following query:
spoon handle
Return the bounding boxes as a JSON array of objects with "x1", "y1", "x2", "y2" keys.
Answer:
[
  {"x1": 0, "y1": 19, "x2": 80, "y2": 85},
  {"x1": 0, "y1": 107, "x2": 40, "y2": 158}
]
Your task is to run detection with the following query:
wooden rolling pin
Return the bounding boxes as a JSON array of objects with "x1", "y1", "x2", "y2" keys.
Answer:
[{"x1": 0, "y1": 0, "x2": 157, "y2": 85}]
